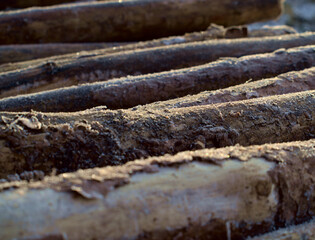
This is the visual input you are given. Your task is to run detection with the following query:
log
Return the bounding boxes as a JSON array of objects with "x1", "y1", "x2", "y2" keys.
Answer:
[
  {"x1": 0, "y1": 139, "x2": 315, "y2": 240},
  {"x1": 250, "y1": 220, "x2": 315, "y2": 240},
  {"x1": 0, "y1": 0, "x2": 283, "y2": 44},
  {"x1": 0, "y1": 90, "x2": 314, "y2": 178},
  {"x1": 0, "y1": 24, "x2": 297, "y2": 68},
  {"x1": 0, "y1": 24, "x2": 245, "y2": 66},
  {"x1": 0, "y1": 0, "x2": 96, "y2": 10},
  {"x1": 0, "y1": 42, "x2": 129, "y2": 65},
  {"x1": 1, "y1": 34, "x2": 315, "y2": 100},
  {"x1": 1, "y1": 45, "x2": 314, "y2": 112},
  {"x1": 146, "y1": 67, "x2": 315, "y2": 110}
]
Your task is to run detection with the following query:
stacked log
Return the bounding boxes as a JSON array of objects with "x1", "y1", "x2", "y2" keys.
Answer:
[{"x1": 1, "y1": 0, "x2": 315, "y2": 239}]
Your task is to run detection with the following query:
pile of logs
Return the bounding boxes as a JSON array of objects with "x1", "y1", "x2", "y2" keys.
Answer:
[{"x1": 0, "y1": 0, "x2": 314, "y2": 239}]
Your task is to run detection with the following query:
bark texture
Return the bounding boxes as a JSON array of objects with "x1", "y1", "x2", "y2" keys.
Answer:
[
  {"x1": 0, "y1": 24, "x2": 245, "y2": 66},
  {"x1": 0, "y1": 24, "x2": 297, "y2": 69},
  {"x1": 0, "y1": 140, "x2": 315, "y2": 240},
  {"x1": 0, "y1": 91, "x2": 314, "y2": 179},
  {"x1": 146, "y1": 67, "x2": 315, "y2": 110},
  {"x1": 0, "y1": 42, "x2": 128, "y2": 65},
  {"x1": 1, "y1": 33, "x2": 315, "y2": 99},
  {"x1": 0, "y1": 0, "x2": 283, "y2": 44},
  {"x1": 1, "y1": 45, "x2": 314, "y2": 112}
]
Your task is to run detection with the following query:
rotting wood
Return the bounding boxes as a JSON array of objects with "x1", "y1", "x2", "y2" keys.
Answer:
[
  {"x1": 145, "y1": 67, "x2": 315, "y2": 110},
  {"x1": 0, "y1": 42, "x2": 129, "y2": 65},
  {"x1": 0, "y1": 0, "x2": 283, "y2": 44},
  {"x1": 1, "y1": 33, "x2": 315, "y2": 99},
  {"x1": 250, "y1": 219, "x2": 315, "y2": 240},
  {"x1": 1, "y1": 45, "x2": 314, "y2": 112},
  {"x1": 1, "y1": 139, "x2": 315, "y2": 240},
  {"x1": 0, "y1": 24, "x2": 244, "y2": 66},
  {"x1": 0, "y1": 91, "x2": 314, "y2": 179}
]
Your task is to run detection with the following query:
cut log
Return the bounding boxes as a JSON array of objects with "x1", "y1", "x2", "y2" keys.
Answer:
[
  {"x1": 0, "y1": 139, "x2": 315, "y2": 240},
  {"x1": 0, "y1": 42, "x2": 129, "y2": 65},
  {"x1": 0, "y1": 90, "x2": 314, "y2": 178},
  {"x1": 0, "y1": 24, "x2": 245, "y2": 65},
  {"x1": 1, "y1": 45, "x2": 314, "y2": 112},
  {"x1": 0, "y1": 0, "x2": 283, "y2": 44},
  {"x1": 0, "y1": 24, "x2": 296, "y2": 68},
  {"x1": 1, "y1": 33, "x2": 314, "y2": 99},
  {"x1": 146, "y1": 67, "x2": 315, "y2": 110},
  {"x1": 250, "y1": 220, "x2": 315, "y2": 240}
]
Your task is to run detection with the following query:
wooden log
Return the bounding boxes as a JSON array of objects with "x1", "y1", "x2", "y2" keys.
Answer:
[
  {"x1": 0, "y1": 42, "x2": 129, "y2": 65},
  {"x1": 1, "y1": 45, "x2": 314, "y2": 112},
  {"x1": 0, "y1": 24, "x2": 296, "y2": 68},
  {"x1": 0, "y1": 24, "x2": 244, "y2": 65},
  {"x1": 0, "y1": 90, "x2": 314, "y2": 178},
  {"x1": 1, "y1": 34, "x2": 315, "y2": 100},
  {"x1": 146, "y1": 67, "x2": 315, "y2": 110},
  {"x1": 1, "y1": 139, "x2": 315, "y2": 240},
  {"x1": 250, "y1": 220, "x2": 315, "y2": 240},
  {"x1": 0, "y1": 0, "x2": 283, "y2": 44}
]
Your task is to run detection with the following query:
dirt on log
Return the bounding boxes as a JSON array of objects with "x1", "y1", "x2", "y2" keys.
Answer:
[
  {"x1": 1, "y1": 45, "x2": 314, "y2": 112},
  {"x1": 0, "y1": 90, "x2": 314, "y2": 179},
  {"x1": 0, "y1": 139, "x2": 315, "y2": 239},
  {"x1": 0, "y1": 0, "x2": 283, "y2": 44}
]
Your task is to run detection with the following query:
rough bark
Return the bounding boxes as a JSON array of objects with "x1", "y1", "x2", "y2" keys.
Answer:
[
  {"x1": 250, "y1": 220, "x2": 315, "y2": 240},
  {"x1": 0, "y1": 0, "x2": 283, "y2": 44},
  {"x1": 0, "y1": 139, "x2": 315, "y2": 240},
  {"x1": 0, "y1": 90, "x2": 314, "y2": 179},
  {"x1": 1, "y1": 33, "x2": 314, "y2": 99},
  {"x1": 1, "y1": 45, "x2": 314, "y2": 112},
  {"x1": 248, "y1": 25, "x2": 297, "y2": 37},
  {"x1": 145, "y1": 67, "x2": 315, "y2": 110},
  {"x1": 0, "y1": 24, "x2": 245, "y2": 66},
  {"x1": 0, "y1": 42, "x2": 129, "y2": 65}
]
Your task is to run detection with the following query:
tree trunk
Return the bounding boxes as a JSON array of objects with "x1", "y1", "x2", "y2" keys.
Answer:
[
  {"x1": 0, "y1": 139, "x2": 315, "y2": 240},
  {"x1": 1, "y1": 45, "x2": 314, "y2": 112},
  {"x1": 0, "y1": 0, "x2": 283, "y2": 44},
  {"x1": 0, "y1": 90, "x2": 314, "y2": 178}
]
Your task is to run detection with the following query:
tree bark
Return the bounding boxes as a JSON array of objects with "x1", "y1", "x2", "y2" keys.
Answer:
[
  {"x1": 0, "y1": 0, "x2": 283, "y2": 44},
  {"x1": 0, "y1": 139, "x2": 315, "y2": 240},
  {"x1": 146, "y1": 67, "x2": 315, "y2": 110},
  {"x1": 1, "y1": 45, "x2": 314, "y2": 112},
  {"x1": 0, "y1": 24, "x2": 246, "y2": 66},
  {"x1": 0, "y1": 90, "x2": 314, "y2": 178},
  {"x1": 0, "y1": 42, "x2": 129, "y2": 65}
]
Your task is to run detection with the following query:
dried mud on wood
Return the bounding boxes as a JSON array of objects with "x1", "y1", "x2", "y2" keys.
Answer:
[
  {"x1": 0, "y1": 140, "x2": 315, "y2": 240},
  {"x1": 0, "y1": 91, "x2": 314, "y2": 179},
  {"x1": 0, "y1": 0, "x2": 283, "y2": 44},
  {"x1": 1, "y1": 45, "x2": 314, "y2": 112}
]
